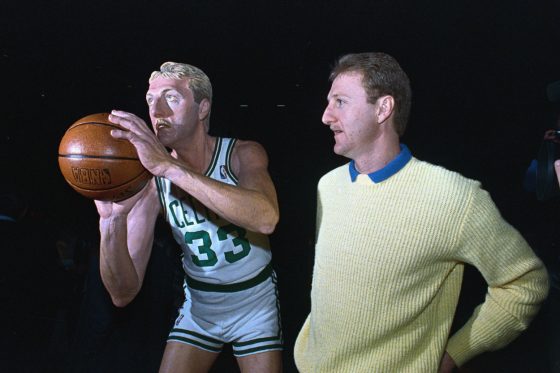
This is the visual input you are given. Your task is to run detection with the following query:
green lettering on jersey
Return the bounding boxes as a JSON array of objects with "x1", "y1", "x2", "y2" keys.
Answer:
[
  {"x1": 186, "y1": 230, "x2": 218, "y2": 267},
  {"x1": 219, "y1": 224, "x2": 251, "y2": 263},
  {"x1": 187, "y1": 195, "x2": 206, "y2": 224},
  {"x1": 179, "y1": 200, "x2": 195, "y2": 226},
  {"x1": 186, "y1": 224, "x2": 252, "y2": 267},
  {"x1": 169, "y1": 200, "x2": 185, "y2": 228}
]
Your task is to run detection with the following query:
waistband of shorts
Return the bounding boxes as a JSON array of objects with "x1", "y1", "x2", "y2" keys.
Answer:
[{"x1": 185, "y1": 263, "x2": 273, "y2": 293}]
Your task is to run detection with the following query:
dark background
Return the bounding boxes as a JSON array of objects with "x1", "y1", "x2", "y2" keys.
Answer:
[{"x1": 1, "y1": 0, "x2": 560, "y2": 372}]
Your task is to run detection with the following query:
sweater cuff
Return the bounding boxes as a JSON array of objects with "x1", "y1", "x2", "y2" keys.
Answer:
[{"x1": 445, "y1": 303, "x2": 522, "y2": 367}]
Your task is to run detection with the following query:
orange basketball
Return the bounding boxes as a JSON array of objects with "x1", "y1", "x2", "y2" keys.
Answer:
[{"x1": 58, "y1": 113, "x2": 151, "y2": 201}]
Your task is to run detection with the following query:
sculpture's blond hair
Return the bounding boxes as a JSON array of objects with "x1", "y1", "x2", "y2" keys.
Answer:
[{"x1": 150, "y1": 62, "x2": 213, "y2": 127}]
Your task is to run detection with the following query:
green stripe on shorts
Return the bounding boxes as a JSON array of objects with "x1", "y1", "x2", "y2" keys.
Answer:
[
  {"x1": 167, "y1": 336, "x2": 223, "y2": 353},
  {"x1": 185, "y1": 263, "x2": 273, "y2": 292},
  {"x1": 232, "y1": 336, "x2": 281, "y2": 347},
  {"x1": 170, "y1": 328, "x2": 223, "y2": 344}
]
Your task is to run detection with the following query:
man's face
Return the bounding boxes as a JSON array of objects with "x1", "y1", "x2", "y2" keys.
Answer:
[
  {"x1": 322, "y1": 72, "x2": 380, "y2": 160},
  {"x1": 146, "y1": 76, "x2": 201, "y2": 147}
]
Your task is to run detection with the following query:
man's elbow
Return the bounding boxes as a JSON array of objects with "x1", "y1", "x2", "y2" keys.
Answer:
[
  {"x1": 259, "y1": 223, "x2": 276, "y2": 235},
  {"x1": 109, "y1": 287, "x2": 139, "y2": 308},
  {"x1": 257, "y1": 211, "x2": 279, "y2": 235},
  {"x1": 110, "y1": 294, "x2": 136, "y2": 308}
]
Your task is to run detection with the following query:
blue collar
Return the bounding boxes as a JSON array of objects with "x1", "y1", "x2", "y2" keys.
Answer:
[{"x1": 349, "y1": 144, "x2": 412, "y2": 183}]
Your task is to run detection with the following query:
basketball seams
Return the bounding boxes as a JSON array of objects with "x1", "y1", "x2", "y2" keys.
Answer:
[
  {"x1": 69, "y1": 121, "x2": 126, "y2": 132},
  {"x1": 58, "y1": 154, "x2": 141, "y2": 161},
  {"x1": 58, "y1": 113, "x2": 150, "y2": 201}
]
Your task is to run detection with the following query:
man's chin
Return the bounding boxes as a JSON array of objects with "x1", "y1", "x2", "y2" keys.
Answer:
[
  {"x1": 156, "y1": 133, "x2": 173, "y2": 147},
  {"x1": 333, "y1": 144, "x2": 345, "y2": 156}
]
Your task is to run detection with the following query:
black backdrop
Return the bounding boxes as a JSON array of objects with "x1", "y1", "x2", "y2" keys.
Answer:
[{"x1": 2, "y1": 0, "x2": 560, "y2": 371}]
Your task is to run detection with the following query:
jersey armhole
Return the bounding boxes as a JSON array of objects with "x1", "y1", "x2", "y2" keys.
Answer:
[
  {"x1": 225, "y1": 138, "x2": 239, "y2": 184},
  {"x1": 154, "y1": 176, "x2": 169, "y2": 221}
]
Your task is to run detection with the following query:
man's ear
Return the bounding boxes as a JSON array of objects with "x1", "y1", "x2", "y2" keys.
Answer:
[
  {"x1": 198, "y1": 98, "x2": 211, "y2": 121},
  {"x1": 377, "y1": 95, "x2": 395, "y2": 124}
]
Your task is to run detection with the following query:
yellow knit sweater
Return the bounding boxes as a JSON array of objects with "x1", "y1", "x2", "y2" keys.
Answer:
[{"x1": 294, "y1": 158, "x2": 549, "y2": 373}]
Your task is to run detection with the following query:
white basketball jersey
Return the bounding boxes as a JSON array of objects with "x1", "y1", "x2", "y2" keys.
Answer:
[{"x1": 156, "y1": 137, "x2": 272, "y2": 284}]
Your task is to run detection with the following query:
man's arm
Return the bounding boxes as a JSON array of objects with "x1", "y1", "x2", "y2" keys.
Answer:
[
  {"x1": 107, "y1": 111, "x2": 279, "y2": 235},
  {"x1": 96, "y1": 179, "x2": 160, "y2": 307},
  {"x1": 163, "y1": 140, "x2": 279, "y2": 234},
  {"x1": 445, "y1": 185, "x2": 549, "y2": 366}
]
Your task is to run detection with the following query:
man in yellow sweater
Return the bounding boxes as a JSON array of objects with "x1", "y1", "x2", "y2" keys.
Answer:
[{"x1": 294, "y1": 52, "x2": 549, "y2": 372}]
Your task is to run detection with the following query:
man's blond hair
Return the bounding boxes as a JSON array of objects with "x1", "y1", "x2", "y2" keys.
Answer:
[{"x1": 150, "y1": 62, "x2": 213, "y2": 127}]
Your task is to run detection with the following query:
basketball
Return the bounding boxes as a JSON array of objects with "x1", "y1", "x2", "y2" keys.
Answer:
[{"x1": 58, "y1": 113, "x2": 151, "y2": 201}]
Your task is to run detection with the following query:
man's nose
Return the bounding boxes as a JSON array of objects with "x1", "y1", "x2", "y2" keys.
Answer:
[
  {"x1": 322, "y1": 105, "x2": 334, "y2": 125},
  {"x1": 150, "y1": 98, "x2": 171, "y2": 118}
]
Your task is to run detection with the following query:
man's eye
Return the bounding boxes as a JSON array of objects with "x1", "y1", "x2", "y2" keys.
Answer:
[
  {"x1": 335, "y1": 99, "x2": 344, "y2": 107},
  {"x1": 166, "y1": 95, "x2": 178, "y2": 103},
  {"x1": 146, "y1": 97, "x2": 153, "y2": 105}
]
